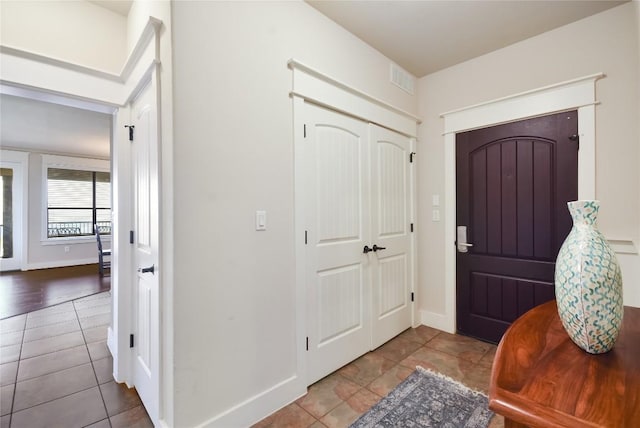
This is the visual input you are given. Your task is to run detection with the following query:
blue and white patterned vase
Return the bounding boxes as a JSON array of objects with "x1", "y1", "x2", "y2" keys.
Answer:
[{"x1": 554, "y1": 200, "x2": 623, "y2": 354}]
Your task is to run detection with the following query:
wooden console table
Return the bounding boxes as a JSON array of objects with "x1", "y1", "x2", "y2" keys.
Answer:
[{"x1": 489, "y1": 300, "x2": 640, "y2": 427}]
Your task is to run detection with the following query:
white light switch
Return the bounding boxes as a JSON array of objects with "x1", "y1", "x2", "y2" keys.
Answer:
[
  {"x1": 432, "y1": 194, "x2": 440, "y2": 207},
  {"x1": 256, "y1": 210, "x2": 267, "y2": 231},
  {"x1": 432, "y1": 209, "x2": 440, "y2": 222}
]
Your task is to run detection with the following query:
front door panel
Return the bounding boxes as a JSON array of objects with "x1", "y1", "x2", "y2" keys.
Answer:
[{"x1": 456, "y1": 111, "x2": 578, "y2": 343}]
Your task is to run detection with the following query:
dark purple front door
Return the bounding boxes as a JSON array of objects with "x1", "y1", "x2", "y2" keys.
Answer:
[{"x1": 456, "y1": 111, "x2": 578, "y2": 343}]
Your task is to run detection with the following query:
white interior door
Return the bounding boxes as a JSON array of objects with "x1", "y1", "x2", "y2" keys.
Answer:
[
  {"x1": 305, "y1": 103, "x2": 372, "y2": 385},
  {"x1": 130, "y1": 79, "x2": 160, "y2": 424},
  {"x1": 0, "y1": 151, "x2": 27, "y2": 272},
  {"x1": 369, "y1": 125, "x2": 412, "y2": 348}
]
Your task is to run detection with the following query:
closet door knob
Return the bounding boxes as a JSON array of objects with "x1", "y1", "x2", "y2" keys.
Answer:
[
  {"x1": 372, "y1": 245, "x2": 386, "y2": 252},
  {"x1": 363, "y1": 245, "x2": 373, "y2": 254},
  {"x1": 138, "y1": 265, "x2": 155, "y2": 274}
]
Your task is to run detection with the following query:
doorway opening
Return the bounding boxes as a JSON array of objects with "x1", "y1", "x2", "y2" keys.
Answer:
[{"x1": 437, "y1": 73, "x2": 602, "y2": 335}]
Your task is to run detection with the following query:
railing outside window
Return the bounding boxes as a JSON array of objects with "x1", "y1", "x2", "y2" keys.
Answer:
[{"x1": 47, "y1": 221, "x2": 111, "y2": 238}]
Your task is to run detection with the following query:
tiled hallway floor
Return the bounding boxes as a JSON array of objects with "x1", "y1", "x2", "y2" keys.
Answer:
[
  {"x1": 2, "y1": 291, "x2": 504, "y2": 428},
  {"x1": 254, "y1": 327, "x2": 505, "y2": 428},
  {"x1": 0, "y1": 292, "x2": 152, "y2": 428}
]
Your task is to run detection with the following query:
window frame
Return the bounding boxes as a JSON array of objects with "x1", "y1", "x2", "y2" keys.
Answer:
[{"x1": 41, "y1": 155, "x2": 111, "y2": 245}]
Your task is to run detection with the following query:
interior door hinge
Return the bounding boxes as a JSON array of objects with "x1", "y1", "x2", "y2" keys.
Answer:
[
  {"x1": 129, "y1": 334, "x2": 134, "y2": 348},
  {"x1": 306, "y1": 337, "x2": 309, "y2": 351},
  {"x1": 410, "y1": 223, "x2": 414, "y2": 232},
  {"x1": 411, "y1": 292, "x2": 415, "y2": 302},
  {"x1": 304, "y1": 230, "x2": 308, "y2": 245},
  {"x1": 409, "y1": 152, "x2": 416, "y2": 163},
  {"x1": 303, "y1": 124, "x2": 307, "y2": 138},
  {"x1": 129, "y1": 230, "x2": 135, "y2": 244},
  {"x1": 124, "y1": 125, "x2": 135, "y2": 141}
]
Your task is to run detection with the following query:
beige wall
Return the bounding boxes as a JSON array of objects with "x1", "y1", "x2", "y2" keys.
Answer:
[
  {"x1": 0, "y1": 0, "x2": 127, "y2": 73},
  {"x1": 171, "y1": 1, "x2": 416, "y2": 426},
  {"x1": 417, "y1": 2, "x2": 640, "y2": 318}
]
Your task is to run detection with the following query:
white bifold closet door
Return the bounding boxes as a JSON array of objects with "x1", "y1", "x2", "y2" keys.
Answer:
[{"x1": 304, "y1": 102, "x2": 412, "y2": 385}]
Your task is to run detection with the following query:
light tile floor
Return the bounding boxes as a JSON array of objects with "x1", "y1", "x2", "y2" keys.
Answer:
[
  {"x1": 254, "y1": 327, "x2": 505, "y2": 428},
  {"x1": 0, "y1": 292, "x2": 153, "y2": 428}
]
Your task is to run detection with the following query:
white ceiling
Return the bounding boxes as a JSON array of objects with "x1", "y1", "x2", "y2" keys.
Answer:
[
  {"x1": 0, "y1": 94, "x2": 112, "y2": 159},
  {"x1": 306, "y1": 0, "x2": 628, "y2": 77}
]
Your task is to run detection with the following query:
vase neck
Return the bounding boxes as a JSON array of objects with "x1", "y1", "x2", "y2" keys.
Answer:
[{"x1": 568, "y1": 200, "x2": 599, "y2": 226}]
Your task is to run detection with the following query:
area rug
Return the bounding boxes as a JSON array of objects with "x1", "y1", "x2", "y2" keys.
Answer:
[{"x1": 350, "y1": 366, "x2": 494, "y2": 427}]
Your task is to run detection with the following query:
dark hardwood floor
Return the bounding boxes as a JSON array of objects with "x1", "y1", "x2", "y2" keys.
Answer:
[{"x1": 0, "y1": 264, "x2": 110, "y2": 319}]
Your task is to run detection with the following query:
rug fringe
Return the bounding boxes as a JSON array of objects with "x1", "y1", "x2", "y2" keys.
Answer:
[{"x1": 415, "y1": 366, "x2": 488, "y2": 398}]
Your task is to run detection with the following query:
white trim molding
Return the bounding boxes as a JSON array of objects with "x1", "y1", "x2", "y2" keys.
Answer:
[
  {"x1": 435, "y1": 73, "x2": 604, "y2": 334},
  {"x1": 288, "y1": 59, "x2": 421, "y2": 137},
  {"x1": 0, "y1": 17, "x2": 162, "y2": 108}
]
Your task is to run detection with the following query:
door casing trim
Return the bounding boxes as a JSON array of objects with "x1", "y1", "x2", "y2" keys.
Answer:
[{"x1": 431, "y1": 73, "x2": 603, "y2": 333}]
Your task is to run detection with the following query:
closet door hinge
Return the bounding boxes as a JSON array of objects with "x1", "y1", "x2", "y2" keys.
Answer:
[
  {"x1": 129, "y1": 230, "x2": 135, "y2": 244},
  {"x1": 306, "y1": 337, "x2": 309, "y2": 351},
  {"x1": 129, "y1": 334, "x2": 135, "y2": 348},
  {"x1": 305, "y1": 230, "x2": 308, "y2": 245},
  {"x1": 411, "y1": 292, "x2": 415, "y2": 302},
  {"x1": 409, "y1": 152, "x2": 416, "y2": 163},
  {"x1": 410, "y1": 223, "x2": 414, "y2": 232},
  {"x1": 303, "y1": 124, "x2": 307, "y2": 138}
]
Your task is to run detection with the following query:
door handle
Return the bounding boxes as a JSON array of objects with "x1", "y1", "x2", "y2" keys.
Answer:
[
  {"x1": 363, "y1": 245, "x2": 373, "y2": 254},
  {"x1": 138, "y1": 264, "x2": 155, "y2": 274},
  {"x1": 372, "y1": 245, "x2": 386, "y2": 252},
  {"x1": 456, "y1": 226, "x2": 473, "y2": 253}
]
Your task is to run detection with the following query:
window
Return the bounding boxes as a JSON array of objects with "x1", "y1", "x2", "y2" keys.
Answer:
[{"x1": 47, "y1": 168, "x2": 111, "y2": 238}]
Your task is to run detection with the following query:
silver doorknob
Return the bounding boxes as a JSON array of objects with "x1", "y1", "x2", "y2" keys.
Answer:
[{"x1": 456, "y1": 226, "x2": 473, "y2": 253}]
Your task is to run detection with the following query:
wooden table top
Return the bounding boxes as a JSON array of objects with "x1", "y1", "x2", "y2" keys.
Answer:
[{"x1": 489, "y1": 300, "x2": 640, "y2": 428}]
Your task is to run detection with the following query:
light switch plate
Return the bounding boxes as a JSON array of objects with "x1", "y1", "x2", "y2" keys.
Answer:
[
  {"x1": 432, "y1": 209, "x2": 440, "y2": 222},
  {"x1": 256, "y1": 210, "x2": 267, "y2": 231},
  {"x1": 432, "y1": 194, "x2": 440, "y2": 207}
]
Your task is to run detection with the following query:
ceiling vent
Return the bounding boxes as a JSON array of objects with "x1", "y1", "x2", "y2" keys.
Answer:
[{"x1": 390, "y1": 63, "x2": 415, "y2": 95}]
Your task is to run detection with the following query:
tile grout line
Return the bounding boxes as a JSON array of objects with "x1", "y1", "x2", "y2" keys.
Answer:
[
  {"x1": 304, "y1": 333, "x2": 439, "y2": 425},
  {"x1": 8, "y1": 299, "x2": 107, "y2": 419},
  {"x1": 6, "y1": 314, "x2": 27, "y2": 428},
  {"x1": 74, "y1": 298, "x2": 113, "y2": 428}
]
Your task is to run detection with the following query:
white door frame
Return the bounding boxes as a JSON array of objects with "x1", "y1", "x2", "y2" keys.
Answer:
[
  {"x1": 0, "y1": 17, "x2": 167, "y2": 424},
  {"x1": 0, "y1": 150, "x2": 29, "y2": 272},
  {"x1": 432, "y1": 73, "x2": 603, "y2": 333}
]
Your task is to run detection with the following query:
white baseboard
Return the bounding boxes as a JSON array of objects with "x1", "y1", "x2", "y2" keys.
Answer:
[
  {"x1": 195, "y1": 375, "x2": 307, "y2": 428},
  {"x1": 107, "y1": 326, "x2": 116, "y2": 365},
  {"x1": 24, "y1": 258, "x2": 97, "y2": 271},
  {"x1": 420, "y1": 309, "x2": 455, "y2": 334}
]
